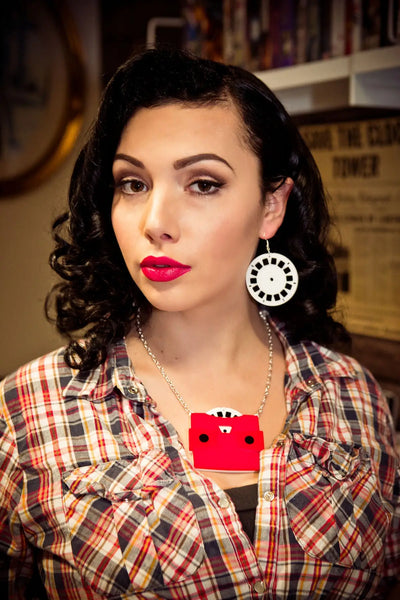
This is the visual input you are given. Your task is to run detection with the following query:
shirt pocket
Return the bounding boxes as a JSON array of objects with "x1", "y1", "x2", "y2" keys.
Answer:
[
  {"x1": 62, "y1": 449, "x2": 205, "y2": 597},
  {"x1": 285, "y1": 433, "x2": 392, "y2": 569}
]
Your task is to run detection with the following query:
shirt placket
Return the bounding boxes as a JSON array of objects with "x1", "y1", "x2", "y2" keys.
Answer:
[
  {"x1": 255, "y1": 436, "x2": 287, "y2": 596},
  {"x1": 144, "y1": 411, "x2": 272, "y2": 598}
]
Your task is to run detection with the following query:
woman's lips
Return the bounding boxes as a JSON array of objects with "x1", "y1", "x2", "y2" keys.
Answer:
[{"x1": 140, "y1": 256, "x2": 191, "y2": 282}]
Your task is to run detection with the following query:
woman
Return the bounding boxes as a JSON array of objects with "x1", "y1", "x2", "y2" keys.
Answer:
[{"x1": 0, "y1": 48, "x2": 399, "y2": 599}]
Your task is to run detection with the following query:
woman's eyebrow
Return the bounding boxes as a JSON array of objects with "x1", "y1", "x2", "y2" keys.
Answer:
[
  {"x1": 113, "y1": 152, "x2": 235, "y2": 173},
  {"x1": 113, "y1": 153, "x2": 145, "y2": 168},
  {"x1": 173, "y1": 153, "x2": 234, "y2": 172}
]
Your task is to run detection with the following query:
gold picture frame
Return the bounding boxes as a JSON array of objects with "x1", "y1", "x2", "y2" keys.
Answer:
[{"x1": 0, "y1": 0, "x2": 86, "y2": 196}]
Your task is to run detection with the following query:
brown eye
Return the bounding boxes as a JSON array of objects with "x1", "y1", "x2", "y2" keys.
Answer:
[
  {"x1": 120, "y1": 179, "x2": 148, "y2": 194},
  {"x1": 190, "y1": 179, "x2": 223, "y2": 195}
]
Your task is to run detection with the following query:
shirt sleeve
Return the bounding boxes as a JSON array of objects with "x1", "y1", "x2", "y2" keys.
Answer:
[
  {"x1": 380, "y1": 457, "x2": 400, "y2": 589},
  {"x1": 374, "y1": 485, "x2": 400, "y2": 599},
  {"x1": 371, "y1": 383, "x2": 400, "y2": 597},
  {"x1": 0, "y1": 389, "x2": 34, "y2": 599}
]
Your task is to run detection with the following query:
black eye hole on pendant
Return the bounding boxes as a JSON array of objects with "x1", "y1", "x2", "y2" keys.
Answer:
[
  {"x1": 199, "y1": 433, "x2": 209, "y2": 443},
  {"x1": 245, "y1": 435, "x2": 255, "y2": 445}
]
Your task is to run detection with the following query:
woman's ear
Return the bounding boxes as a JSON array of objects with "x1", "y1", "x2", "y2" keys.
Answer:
[{"x1": 259, "y1": 177, "x2": 294, "y2": 239}]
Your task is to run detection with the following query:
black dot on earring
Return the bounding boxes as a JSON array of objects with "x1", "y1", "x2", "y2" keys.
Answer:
[
  {"x1": 245, "y1": 435, "x2": 255, "y2": 444},
  {"x1": 199, "y1": 434, "x2": 209, "y2": 443}
]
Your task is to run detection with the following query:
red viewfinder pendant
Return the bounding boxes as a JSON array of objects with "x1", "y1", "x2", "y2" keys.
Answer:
[{"x1": 189, "y1": 413, "x2": 264, "y2": 471}]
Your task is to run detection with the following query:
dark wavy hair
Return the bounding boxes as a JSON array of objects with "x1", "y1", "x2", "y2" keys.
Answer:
[{"x1": 46, "y1": 47, "x2": 349, "y2": 370}]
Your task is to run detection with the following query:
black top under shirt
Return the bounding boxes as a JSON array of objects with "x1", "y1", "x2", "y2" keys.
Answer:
[{"x1": 224, "y1": 483, "x2": 259, "y2": 543}]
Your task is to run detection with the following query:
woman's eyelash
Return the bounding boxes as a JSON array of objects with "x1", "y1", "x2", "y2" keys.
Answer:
[
  {"x1": 189, "y1": 179, "x2": 225, "y2": 194},
  {"x1": 115, "y1": 178, "x2": 148, "y2": 194},
  {"x1": 113, "y1": 177, "x2": 224, "y2": 195}
]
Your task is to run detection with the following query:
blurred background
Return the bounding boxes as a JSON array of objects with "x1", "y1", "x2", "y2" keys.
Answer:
[{"x1": 0, "y1": 0, "x2": 399, "y2": 432}]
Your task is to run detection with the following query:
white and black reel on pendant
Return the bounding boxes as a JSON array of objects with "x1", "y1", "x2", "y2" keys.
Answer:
[{"x1": 246, "y1": 241, "x2": 299, "y2": 307}]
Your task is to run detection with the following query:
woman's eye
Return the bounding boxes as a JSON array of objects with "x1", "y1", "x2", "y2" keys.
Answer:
[
  {"x1": 118, "y1": 179, "x2": 148, "y2": 194},
  {"x1": 189, "y1": 179, "x2": 223, "y2": 195}
]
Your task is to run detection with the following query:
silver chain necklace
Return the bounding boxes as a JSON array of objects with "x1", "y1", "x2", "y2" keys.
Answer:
[{"x1": 135, "y1": 308, "x2": 273, "y2": 418}]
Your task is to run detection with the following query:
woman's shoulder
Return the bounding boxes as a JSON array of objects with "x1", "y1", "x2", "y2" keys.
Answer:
[
  {"x1": 304, "y1": 338, "x2": 386, "y2": 407},
  {"x1": 0, "y1": 339, "x2": 129, "y2": 415},
  {"x1": 271, "y1": 315, "x2": 377, "y2": 386},
  {"x1": 0, "y1": 347, "x2": 74, "y2": 413},
  {"x1": 300, "y1": 340, "x2": 396, "y2": 441},
  {"x1": 309, "y1": 340, "x2": 375, "y2": 381},
  {"x1": 1, "y1": 346, "x2": 71, "y2": 389}
]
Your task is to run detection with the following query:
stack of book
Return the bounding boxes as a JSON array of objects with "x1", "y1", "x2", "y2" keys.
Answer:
[{"x1": 182, "y1": 0, "x2": 400, "y2": 70}]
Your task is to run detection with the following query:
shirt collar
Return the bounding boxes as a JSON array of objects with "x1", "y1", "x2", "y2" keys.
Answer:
[
  {"x1": 63, "y1": 339, "x2": 144, "y2": 402},
  {"x1": 63, "y1": 318, "x2": 358, "y2": 402},
  {"x1": 269, "y1": 315, "x2": 358, "y2": 391}
]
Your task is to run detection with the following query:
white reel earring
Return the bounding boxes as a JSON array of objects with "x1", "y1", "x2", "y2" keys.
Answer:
[{"x1": 246, "y1": 240, "x2": 299, "y2": 306}]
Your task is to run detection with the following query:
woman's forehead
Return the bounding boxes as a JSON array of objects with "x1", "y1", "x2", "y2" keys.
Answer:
[{"x1": 120, "y1": 100, "x2": 251, "y2": 153}]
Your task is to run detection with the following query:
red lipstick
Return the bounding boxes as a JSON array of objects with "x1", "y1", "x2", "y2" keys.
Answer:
[{"x1": 140, "y1": 256, "x2": 191, "y2": 282}]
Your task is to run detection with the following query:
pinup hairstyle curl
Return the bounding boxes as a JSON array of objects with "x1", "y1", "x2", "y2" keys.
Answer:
[{"x1": 46, "y1": 47, "x2": 349, "y2": 370}]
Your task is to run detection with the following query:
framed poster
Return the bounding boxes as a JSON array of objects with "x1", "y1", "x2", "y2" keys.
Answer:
[
  {"x1": 299, "y1": 116, "x2": 400, "y2": 342},
  {"x1": 0, "y1": 0, "x2": 85, "y2": 196}
]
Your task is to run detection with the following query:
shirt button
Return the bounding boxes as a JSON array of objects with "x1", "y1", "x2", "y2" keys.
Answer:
[
  {"x1": 218, "y1": 496, "x2": 230, "y2": 509},
  {"x1": 308, "y1": 379, "x2": 319, "y2": 390},
  {"x1": 253, "y1": 580, "x2": 266, "y2": 594},
  {"x1": 263, "y1": 490, "x2": 275, "y2": 502}
]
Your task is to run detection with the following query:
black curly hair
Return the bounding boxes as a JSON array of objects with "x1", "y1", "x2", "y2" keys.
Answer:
[{"x1": 46, "y1": 47, "x2": 349, "y2": 370}]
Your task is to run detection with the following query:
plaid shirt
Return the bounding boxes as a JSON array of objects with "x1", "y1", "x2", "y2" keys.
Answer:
[{"x1": 1, "y1": 319, "x2": 399, "y2": 600}]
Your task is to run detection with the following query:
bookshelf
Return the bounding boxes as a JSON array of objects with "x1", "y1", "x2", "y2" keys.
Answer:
[{"x1": 255, "y1": 45, "x2": 400, "y2": 115}]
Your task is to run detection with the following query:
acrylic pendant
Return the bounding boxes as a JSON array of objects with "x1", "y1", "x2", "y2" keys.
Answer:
[
  {"x1": 206, "y1": 406, "x2": 242, "y2": 418},
  {"x1": 246, "y1": 251, "x2": 298, "y2": 306},
  {"x1": 189, "y1": 411, "x2": 264, "y2": 472}
]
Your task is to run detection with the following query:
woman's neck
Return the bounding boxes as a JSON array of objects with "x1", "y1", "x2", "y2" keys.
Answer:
[{"x1": 135, "y1": 300, "x2": 267, "y2": 371}]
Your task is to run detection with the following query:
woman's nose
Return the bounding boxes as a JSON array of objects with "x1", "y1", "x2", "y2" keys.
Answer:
[{"x1": 141, "y1": 190, "x2": 179, "y2": 244}]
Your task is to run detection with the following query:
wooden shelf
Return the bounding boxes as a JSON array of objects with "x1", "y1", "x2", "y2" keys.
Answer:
[{"x1": 255, "y1": 45, "x2": 400, "y2": 115}]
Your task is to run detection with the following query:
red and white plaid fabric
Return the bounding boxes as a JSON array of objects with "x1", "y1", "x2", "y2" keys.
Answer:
[{"x1": 1, "y1": 318, "x2": 399, "y2": 599}]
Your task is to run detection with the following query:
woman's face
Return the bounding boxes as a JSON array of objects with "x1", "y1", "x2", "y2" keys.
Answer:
[{"x1": 111, "y1": 102, "x2": 288, "y2": 314}]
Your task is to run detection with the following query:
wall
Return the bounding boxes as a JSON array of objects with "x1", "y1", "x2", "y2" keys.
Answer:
[
  {"x1": 298, "y1": 116, "x2": 400, "y2": 430},
  {"x1": 0, "y1": 0, "x2": 101, "y2": 377}
]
